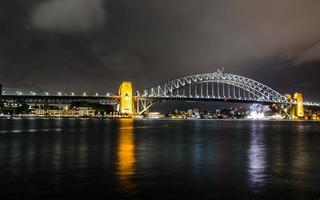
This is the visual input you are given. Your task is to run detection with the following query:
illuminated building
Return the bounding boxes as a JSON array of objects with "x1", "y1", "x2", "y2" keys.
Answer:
[
  {"x1": 77, "y1": 107, "x2": 95, "y2": 117},
  {"x1": 147, "y1": 112, "x2": 161, "y2": 119}
]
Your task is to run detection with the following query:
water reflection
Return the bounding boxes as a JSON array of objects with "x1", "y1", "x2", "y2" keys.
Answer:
[
  {"x1": 1, "y1": 119, "x2": 319, "y2": 199},
  {"x1": 116, "y1": 119, "x2": 136, "y2": 191},
  {"x1": 248, "y1": 122, "x2": 267, "y2": 190},
  {"x1": 291, "y1": 123, "x2": 306, "y2": 187}
]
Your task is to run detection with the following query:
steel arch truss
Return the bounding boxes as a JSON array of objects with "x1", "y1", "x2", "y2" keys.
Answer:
[{"x1": 137, "y1": 73, "x2": 289, "y2": 114}]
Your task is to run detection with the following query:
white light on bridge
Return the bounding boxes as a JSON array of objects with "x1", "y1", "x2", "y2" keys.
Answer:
[
  {"x1": 45, "y1": 92, "x2": 49, "y2": 96},
  {"x1": 95, "y1": 93, "x2": 99, "y2": 96},
  {"x1": 83, "y1": 92, "x2": 87, "y2": 96},
  {"x1": 57, "y1": 92, "x2": 62, "y2": 96},
  {"x1": 71, "y1": 92, "x2": 75, "y2": 96}
]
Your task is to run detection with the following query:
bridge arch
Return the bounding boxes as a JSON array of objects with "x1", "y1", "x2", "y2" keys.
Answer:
[{"x1": 137, "y1": 72, "x2": 289, "y2": 114}]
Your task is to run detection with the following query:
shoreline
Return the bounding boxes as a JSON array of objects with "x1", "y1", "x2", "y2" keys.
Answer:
[{"x1": 0, "y1": 116, "x2": 319, "y2": 122}]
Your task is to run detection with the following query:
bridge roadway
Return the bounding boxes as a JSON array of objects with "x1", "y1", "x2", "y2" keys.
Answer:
[
  {"x1": 1, "y1": 95, "x2": 120, "y2": 104},
  {"x1": 2, "y1": 94, "x2": 294, "y2": 104}
]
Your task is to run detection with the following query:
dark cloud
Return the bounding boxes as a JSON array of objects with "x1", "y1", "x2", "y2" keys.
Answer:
[
  {"x1": 293, "y1": 41, "x2": 320, "y2": 65},
  {"x1": 31, "y1": 0, "x2": 106, "y2": 33},
  {"x1": 0, "y1": 0, "x2": 319, "y2": 100}
]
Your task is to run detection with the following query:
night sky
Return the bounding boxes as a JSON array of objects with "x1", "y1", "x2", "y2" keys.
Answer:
[{"x1": 0, "y1": 0, "x2": 319, "y2": 101}]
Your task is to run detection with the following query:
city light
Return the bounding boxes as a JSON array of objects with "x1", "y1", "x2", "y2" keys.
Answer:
[
  {"x1": 248, "y1": 111, "x2": 265, "y2": 120},
  {"x1": 57, "y1": 92, "x2": 62, "y2": 96},
  {"x1": 247, "y1": 104, "x2": 267, "y2": 120}
]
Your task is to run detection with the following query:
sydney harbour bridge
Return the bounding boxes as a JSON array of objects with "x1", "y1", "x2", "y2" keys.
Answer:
[{"x1": 1, "y1": 72, "x2": 319, "y2": 119}]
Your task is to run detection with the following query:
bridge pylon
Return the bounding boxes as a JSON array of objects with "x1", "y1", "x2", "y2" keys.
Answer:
[
  {"x1": 284, "y1": 92, "x2": 305, "y2": 119},
  {"x1": 119, "y1": 81, "x2": 135, "y2": 115},
  {"x1": 294, "y1": 92, "x2": 304, "y2": 118}
]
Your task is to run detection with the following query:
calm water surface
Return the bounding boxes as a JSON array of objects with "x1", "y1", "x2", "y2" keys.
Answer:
[{"x1": 0, "y1": 119, "x2": 320, "y2": 200}]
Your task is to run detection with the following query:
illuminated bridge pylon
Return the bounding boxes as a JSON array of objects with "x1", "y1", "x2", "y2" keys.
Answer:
[{"x1": 136, "y1": 72, "x2": 291, "y2": 115}]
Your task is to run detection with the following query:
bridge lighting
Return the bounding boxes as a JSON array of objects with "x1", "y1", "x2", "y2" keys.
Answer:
[
  {"x1": 95, "y1": 93, "x2": 99, "y2": 96},
  {"x1": 57, "y1": 92, "x2": 62, "y2": 96},
  {"x1": 45, "y1": 92, "x2": 49, "y2": 96},
  {"x1": 71, "y1": 92, "x2": 74, "y2": 96},
  {"x1": 106, "y1": 93, "x2": 110, "y2": 96},
  {"x1": 83, "y1": 92, "x2": 87, "y2": 96},
  {"x1": 30, "y1": 91, "x2": 36, "y2": 95}
]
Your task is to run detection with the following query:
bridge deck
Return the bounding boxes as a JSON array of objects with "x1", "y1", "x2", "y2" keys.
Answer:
[
  {"x1": 2, "y1": 95, "x2": 120, "y2": 104},
  {"x1": 1, "y1": 95, "x2": 319, "y2": 107}
]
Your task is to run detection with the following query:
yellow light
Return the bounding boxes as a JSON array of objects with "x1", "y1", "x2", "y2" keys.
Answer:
[
  {"x1": 119, "y1": 81, "x2": 134, "y2": 115},
  {"x1": 117, "y1": 119, "x2": 136, "y2": 191},
  {"x1": 294, "y1": 92, "x2": 304, "y2": 118}
]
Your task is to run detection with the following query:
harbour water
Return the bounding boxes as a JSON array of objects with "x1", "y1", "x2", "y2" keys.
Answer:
[{"x1": 0, "y1": 118, "x2": 320, "y2": 199}]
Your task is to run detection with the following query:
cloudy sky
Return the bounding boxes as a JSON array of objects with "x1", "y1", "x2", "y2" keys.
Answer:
[{"x1": 0, "y1": 0, "x2": 319, "y2": 100}]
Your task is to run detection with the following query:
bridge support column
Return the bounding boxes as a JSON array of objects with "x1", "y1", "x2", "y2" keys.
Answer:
[
  {"x1": 119, "y1": 81, "x2": 134, "y2": 115},
  {"x1": 294, "y1": 92, "x2": 304, "y2": 118},
  {"x1": 284, "y1": 92, "x2": 305, "y2": 119}
]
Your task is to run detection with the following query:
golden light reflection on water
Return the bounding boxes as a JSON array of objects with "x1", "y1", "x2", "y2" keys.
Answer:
[{"x1": 116, "y1": 119, "x2": 136, "y2": 191}]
